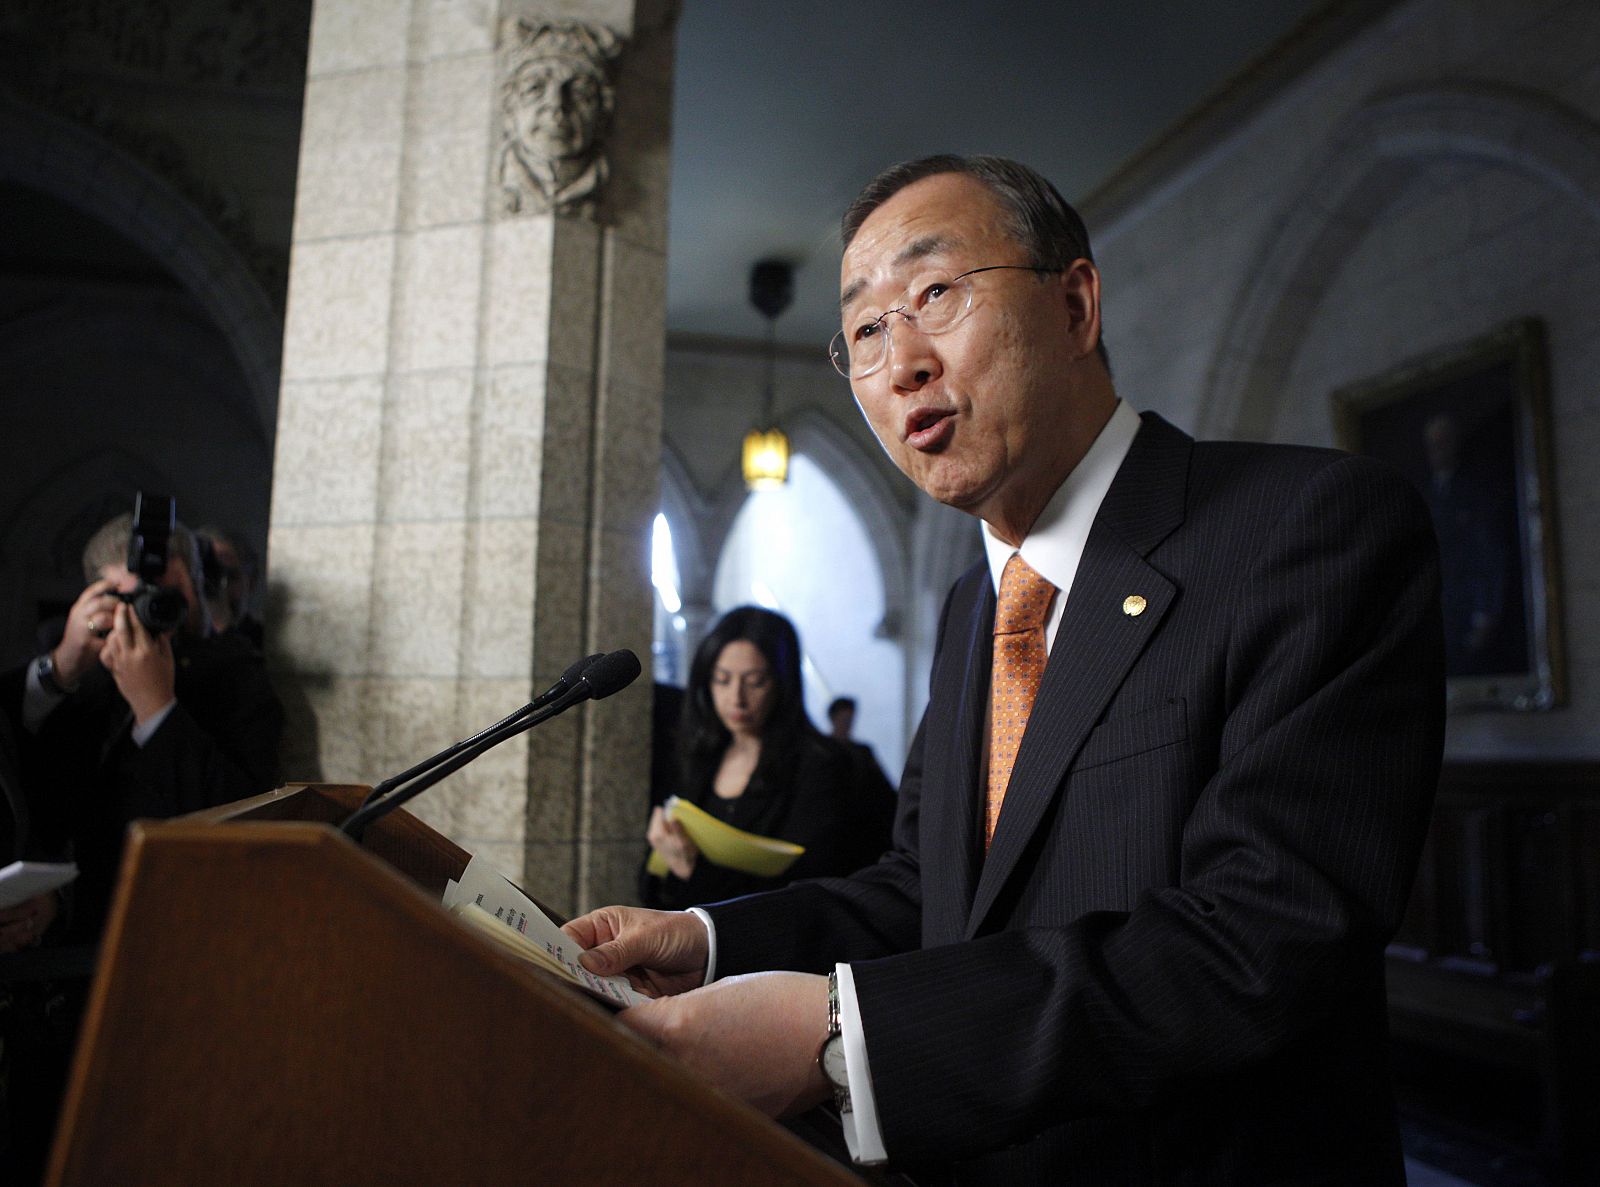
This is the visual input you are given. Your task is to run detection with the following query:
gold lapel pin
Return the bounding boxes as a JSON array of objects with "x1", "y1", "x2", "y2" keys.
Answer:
[{"x1": 1122, "y1": 595, "x2": 1147, "y2": 617}]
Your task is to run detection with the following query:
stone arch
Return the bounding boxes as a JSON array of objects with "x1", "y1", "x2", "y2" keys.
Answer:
[
  {"x1": 903, "y1": 496, "x2": 982, "y2": 728},
  {"x1": 781, "y1": 406, "x2": 911, "y2": 639},
  {"x1": 0, "y1": 96, "x2": 282, "y2": 441},
  {"x1": 912, "y1": 498, "x2": 983, "y2": 611},
  {"x1": 693, "y1": 407, "x2": 912, "y2": 637},
  {"x1": 657, "y1": 443, "x2": 710, "y2": 604},
  {"x1": 701, "y1": 406, "x2": 917, "y2": 763},
  {"x1": 1200, "y1": 82, "x2": 1600, "y2": 441}
]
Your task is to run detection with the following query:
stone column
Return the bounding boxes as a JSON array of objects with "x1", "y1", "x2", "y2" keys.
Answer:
[{"x1": 269, "y1": 0, "x2": 676, "y2": 914}]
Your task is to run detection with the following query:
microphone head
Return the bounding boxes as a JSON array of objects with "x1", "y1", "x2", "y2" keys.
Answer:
[
  {"x1": 578, "y1": 649, "x2": 642, "y2": 700},
  {"x1": 564, "y1": 652, "x2": 606, "y2": 687}
]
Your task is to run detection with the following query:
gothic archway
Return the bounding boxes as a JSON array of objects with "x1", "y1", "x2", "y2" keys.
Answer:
[{"x1": 1201, "y1": 83, "x2": 1600, "y2": 440}]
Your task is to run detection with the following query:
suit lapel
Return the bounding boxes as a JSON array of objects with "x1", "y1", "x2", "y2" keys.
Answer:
[
  {"x1": 920, "y1": 568, "x2": 992, "y2": 937},
  {"x1": 966, "y1": 413, "x2": 1192, "y2": 938}
]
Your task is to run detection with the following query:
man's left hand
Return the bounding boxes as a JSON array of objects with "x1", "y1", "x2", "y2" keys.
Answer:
[
  {"x1": 619, "y1": 970, "x2": 832, "y2": 1118},
  {"x1": 99, "y1": 601, "x2": 177, "y2": 725}
]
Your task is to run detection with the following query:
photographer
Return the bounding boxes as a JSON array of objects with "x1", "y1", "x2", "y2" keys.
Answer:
[
  {"x1": 195, "y1": 525, "x2": 266, "y2": 651},
  {"x1": 9, "y1": 506, "x2": 283, "y2": 940}
]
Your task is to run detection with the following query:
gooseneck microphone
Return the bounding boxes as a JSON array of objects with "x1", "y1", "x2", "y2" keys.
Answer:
[
  {"x1": 561, "y1": 648, "x2": 644, "y2": 703},
  {"x1": 340, "y1": 649, "x2": 641, "y2": 840},
  {"x1": 353, "y1": 653, "x2": 603, "y2": 812}
]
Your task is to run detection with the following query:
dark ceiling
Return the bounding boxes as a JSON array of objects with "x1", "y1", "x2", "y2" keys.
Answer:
[{"x1": 666, "y1": 0, "x2": 1329, "y2": 348}]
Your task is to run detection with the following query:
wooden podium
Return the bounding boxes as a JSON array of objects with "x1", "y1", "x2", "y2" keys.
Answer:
[{"x1": 46, "y1": 784, "x2": 862, "y2": 1186}]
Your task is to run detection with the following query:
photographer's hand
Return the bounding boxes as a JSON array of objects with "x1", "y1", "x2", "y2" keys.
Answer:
[
  {"x1": 52, "y1": 578, "x2": 120, "y2": 688},
  {"x1": 100, "y1": 600, "x2": 177, "y2": 726}
]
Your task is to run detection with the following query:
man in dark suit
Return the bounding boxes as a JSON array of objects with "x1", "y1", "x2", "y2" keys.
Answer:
[
  {"x1": 0, "y1": 694, "x2": 76, "y2": 1183},
  {"x1": 566, "y1": 156, "x2": 1444, "y2": 1184},
  {"x1": 9, "y1": 511, "x2": 283, "y2": 941}
]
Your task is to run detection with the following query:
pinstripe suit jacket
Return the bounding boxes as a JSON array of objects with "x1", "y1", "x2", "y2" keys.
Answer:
[{"x1": 708, "y1": 413, "x2": 1445, "y2": 1186}]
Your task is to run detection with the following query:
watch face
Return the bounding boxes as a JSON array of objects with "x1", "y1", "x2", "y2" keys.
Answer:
[{"x1": 822, "y1": 1033, "x2": 849, "y2": 1088}]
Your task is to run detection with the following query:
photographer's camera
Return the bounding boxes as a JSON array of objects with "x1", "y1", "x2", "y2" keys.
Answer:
[{"x1": 121, "y1": 492, "x2": 187, "y2": 634}]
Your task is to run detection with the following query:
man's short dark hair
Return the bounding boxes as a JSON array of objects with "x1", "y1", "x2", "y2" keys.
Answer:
[
  {"x1": 841, "y1": 154, "x2": 1110, "y2": 370},
  {"x1": 827, "y1": 696, "x2": 856, "y2": 719}
]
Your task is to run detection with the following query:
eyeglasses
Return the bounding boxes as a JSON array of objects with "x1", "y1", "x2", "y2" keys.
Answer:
[{"x1": 828, "y1": 264, "x2": 1057, "y2": 379}]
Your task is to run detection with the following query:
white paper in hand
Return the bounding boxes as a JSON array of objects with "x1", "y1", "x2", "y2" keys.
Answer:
[
  {"x1": 444, "y1": 855, "x2": 646, "y2": 1007},
  {"x1": 0, "y1": 861, "x2": 78, "y2": 910}
]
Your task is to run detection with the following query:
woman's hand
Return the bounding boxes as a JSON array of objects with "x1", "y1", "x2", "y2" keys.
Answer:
[{"x1": 647, "y1": 805, "x2": 699, "y2": 880}]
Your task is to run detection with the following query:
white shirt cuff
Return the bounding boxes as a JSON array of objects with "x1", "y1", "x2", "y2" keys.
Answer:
[
  {"x1": 682, "y1": 916, "x2": 885, "y2": 1162},
  {"x1": 130, "y1": 700, "x2": 177, "y2": 747},
  {"x1": 685, "y1": 907, "x2": 717, "y2": 985},
  {"x1": 22, "y1": 657, "x2": 67, "y2": 733},
  {"x1": 835, "y1": 962, "x2": 888, "y2": 1164}
]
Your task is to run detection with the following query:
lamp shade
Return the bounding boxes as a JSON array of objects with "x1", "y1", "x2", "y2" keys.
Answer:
[{"x1": 742, "y1": 427, "x2": 790, "y2": 491}]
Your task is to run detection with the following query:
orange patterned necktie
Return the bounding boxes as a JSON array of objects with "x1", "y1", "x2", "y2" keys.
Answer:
[{"x1": 987, "y1": 554, "x2": 1057, "y2": 847}]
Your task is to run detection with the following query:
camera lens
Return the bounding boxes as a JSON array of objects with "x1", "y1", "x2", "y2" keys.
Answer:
[{"x1": 132, "y1": 585, "x2": 188, "y2": 634}]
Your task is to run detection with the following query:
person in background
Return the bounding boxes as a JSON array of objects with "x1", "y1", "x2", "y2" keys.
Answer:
[
  {"x1": 647, "y1": 681, "x2": 685, "y2": 812},
  {"x1": 0, "y1": 709, "x2": 73, "y2": 1186},
  {"x1": 8, "y1": 512, "x2": 283, "y2": 941},
  {"x1": 640, "y1": 607, "x2": 865, "y2": 909},
  {"x1": 195, "y1": 526, "x2": 265, "y2": 651},
  {"x1": 0, "y1": 712, "x2": 58, "y2": 955},
  {"x1": 825, "y1": 695, "x2": 857, "y2": 742},
  {"x1": 826, "y1": 695, "x2": 897, "y2": 870}
]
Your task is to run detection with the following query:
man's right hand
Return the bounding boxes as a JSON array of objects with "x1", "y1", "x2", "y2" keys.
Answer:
[
  {"x1": 52, "y1": 578, "x2": 120, "y2": 687},
  {"x1": 563, "y1": 906, "x2": 709, "y2": 998}
]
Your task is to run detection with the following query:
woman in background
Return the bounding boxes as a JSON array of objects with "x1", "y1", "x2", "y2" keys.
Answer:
[{"x1": 641, "y1": 606, "x2": 886, "y2": 909}]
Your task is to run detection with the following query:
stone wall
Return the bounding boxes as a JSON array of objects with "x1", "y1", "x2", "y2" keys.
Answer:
[{"x1": 271, "y1": 0, "x2": 677, "y2": 913}]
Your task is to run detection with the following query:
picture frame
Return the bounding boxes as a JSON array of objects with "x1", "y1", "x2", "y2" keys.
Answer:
[{"x1": 1331, "y1": 318, "x2": 1564, "y2": 712}]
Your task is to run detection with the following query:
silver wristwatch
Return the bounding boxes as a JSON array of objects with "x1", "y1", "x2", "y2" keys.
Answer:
[
  {"x1": 817, "y1": 970, "x2": 851, "y2": 1112},
  {"x1": 35, "y1": 652, "x2": 70, "y2": 696}
]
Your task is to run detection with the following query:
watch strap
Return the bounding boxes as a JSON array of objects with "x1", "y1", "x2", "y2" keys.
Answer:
[
  {"x1": 35, "y1": 653, "x2": 69, "y2": 696},
  {"x1": 821, "y1": 970, "x2": 851, "y2": 1112}
]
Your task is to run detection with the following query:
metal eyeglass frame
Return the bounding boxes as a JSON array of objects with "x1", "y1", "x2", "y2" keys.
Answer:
[{"x1": 828, "y1": 264, "x2": 1058, "y2": 379}]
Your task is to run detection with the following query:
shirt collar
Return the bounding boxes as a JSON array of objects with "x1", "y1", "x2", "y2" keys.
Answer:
[{"x1": 983, "y1": 399, "x2": 1142, "y2": 597}]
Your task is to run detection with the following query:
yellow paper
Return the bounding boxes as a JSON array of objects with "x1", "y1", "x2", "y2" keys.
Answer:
[{"x1": 645, "y1": 795, "x2": 805, "y2": 878}]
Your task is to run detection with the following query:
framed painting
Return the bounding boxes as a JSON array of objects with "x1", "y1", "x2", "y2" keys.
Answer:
[{"x1": 1332, "y1": 318, "x2": 1563, "y2": 712}]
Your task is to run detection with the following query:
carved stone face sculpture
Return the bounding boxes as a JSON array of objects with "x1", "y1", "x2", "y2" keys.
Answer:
[
  {"x1": 497, "y1": 20, "x2": 622, "y2": 217},
  {"x1": 508, "y1": 54, "x2": 607, "y2": 163}
]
